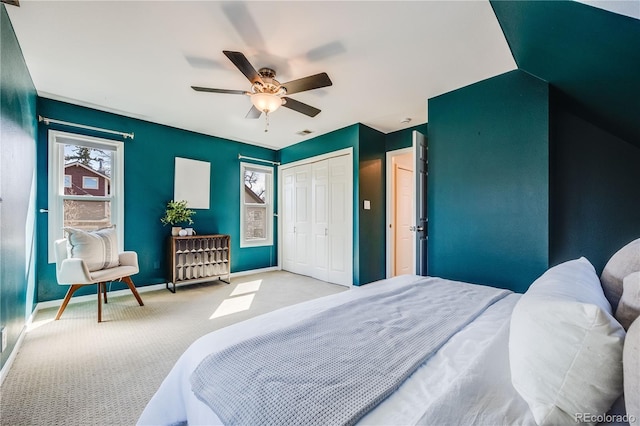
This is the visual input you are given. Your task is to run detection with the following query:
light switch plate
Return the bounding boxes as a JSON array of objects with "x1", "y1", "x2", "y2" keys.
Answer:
[{"x1": 363, "y1": 200, "x2": 371, "y2": 210}]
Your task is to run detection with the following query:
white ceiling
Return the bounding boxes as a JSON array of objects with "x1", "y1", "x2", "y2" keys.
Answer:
[
  {"x1": 576, "y1": 0, "x2": 640, "y2": 19},
  {"x1": 7, "y1": 1, "x2": 517, "y2": 150}
]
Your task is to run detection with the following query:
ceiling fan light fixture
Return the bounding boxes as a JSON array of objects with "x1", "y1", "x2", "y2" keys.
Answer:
[{"x1": 251, "y1": 93, "x2": 283, "y2": 113}]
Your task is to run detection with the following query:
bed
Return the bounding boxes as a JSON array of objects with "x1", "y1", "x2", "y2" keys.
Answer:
[{"x1": 138, "y1": 239, "x2": 640, "y2": 426}]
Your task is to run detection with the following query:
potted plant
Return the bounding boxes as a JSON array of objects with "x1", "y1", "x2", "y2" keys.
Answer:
[{"x1": 161, "y1": 200, "x2": 195, "y2": 236}]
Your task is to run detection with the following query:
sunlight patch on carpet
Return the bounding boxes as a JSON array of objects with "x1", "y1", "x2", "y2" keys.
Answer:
[
  {"x1": 209, "y1": 294, "x2": 255, "y2": 319},
  {"x1": 230, "y1": 279, "x2": 262, "y2": 297},
  {"x1": 27, "y1": 318, "x2": 54, "y2": 332}
]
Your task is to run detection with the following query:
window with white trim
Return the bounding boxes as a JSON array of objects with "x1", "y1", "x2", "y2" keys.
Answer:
[
  {"x1": 48, "y1": 130, "x2": 124, "y2": 262},
  {"x1": 240, "y1": 162, "x2": 273, "y2": 247}
]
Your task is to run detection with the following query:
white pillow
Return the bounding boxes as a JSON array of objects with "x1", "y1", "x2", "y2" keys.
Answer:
[
  {"x1": 615, "y1": 271, "x2": 640, "y2": 330},
  {"x1": 509, "y1": 257, "x2": 626, "y2": 426},
  {"x1": 623, "y1": 318, "x2": 640, "y2": 423},
  {"x1": 64, "y1": 226, "x2": 120, "y2": 272},
  {"x1": 600, "y1": 238, "x2": 640, "y2": 311}
]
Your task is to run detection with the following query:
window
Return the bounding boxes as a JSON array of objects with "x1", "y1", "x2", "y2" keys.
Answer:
[
  {"x1": 48, "y1": 130, "x2": 124, "y2": 262},
  {"x1": 240, "y1": 162, "x2": 273, "y2": 247},
  {"x1": 82, "y1": 176, "x2": 99, "y2": 189}
]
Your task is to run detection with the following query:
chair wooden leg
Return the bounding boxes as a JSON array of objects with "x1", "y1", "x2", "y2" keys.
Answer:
[
  {"x1": 122, "y1": 276, "x2": 144, "y2": 306},
  {"x1": 97, "y1": 282, "x2": 103, "y2": 323},
  {"x1": 103, "y1": 282, "x2": 108, "y2": 304},
  {"x1": 55, "y1": 285, "x2": 84, "y2": 320}
]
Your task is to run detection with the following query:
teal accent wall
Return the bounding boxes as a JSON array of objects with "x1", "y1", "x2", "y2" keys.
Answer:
[
  {"x1": 491, "y1": 0, "x2": 640, "y2": 148},
  {"x1": 385, "y1": 123, "x2": 428, "y2": 152},
  {"x1": 358, "y1": 125, "x2": 386, "y2": 284},
  {"x1": 36, "y1": 98, "x2": 278, "y2": 302},
  {"x1": 549, "y1": 90, "x2": 640, "y2": 273},
  {"x1": 428, "y1": 70, "x2": 550, "y2": 293},
  {"x1": 0, "y1": 4, "x2": 38, "y2": 370}
]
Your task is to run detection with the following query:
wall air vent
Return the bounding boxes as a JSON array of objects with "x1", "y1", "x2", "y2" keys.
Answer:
[{"x1": 297, "y1": 129, "x2": 314, "y2": 136}]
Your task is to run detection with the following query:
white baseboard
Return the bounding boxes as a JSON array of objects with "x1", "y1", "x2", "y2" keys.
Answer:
[
  {"x1": 33, "y1": 266, "x2": 281, "y2": 311},
  {"x1": 230, "y1": 266, "x2": 279, "y2": 277},
  {"x1": 0, "y1": 308, "x2": 37, "y2": 387},
  {"x1": 35, "y1": 282, "x2": 169, "y2": 310}
]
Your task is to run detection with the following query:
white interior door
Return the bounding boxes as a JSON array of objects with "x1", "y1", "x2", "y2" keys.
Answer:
[
  {"x1": 328, "y1": 155, "x2": 352, "y2": 286},
  {"x1": 282, "y1": 168, "x2": 296, "y2": 272},
  {"x1": 293, "y1": 165, "x2": 312, "y2": 274},
  {"x1": 279, "y1": 149, "x2": 353, "y2": 286},
  {"x1": 281, "y1": 164, "x2": 312, "y2": 275},
  {"x1": 311, "y1": 160, "x2": 329, "y2": 281},
  {"x1": 386, "y1": 149, "x2": 414, "y2": 278},
  {"x1": 394, "y1": 164, "x2": 414, "y2": 275}
]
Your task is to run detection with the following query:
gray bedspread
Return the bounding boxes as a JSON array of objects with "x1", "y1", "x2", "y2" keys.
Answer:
[{"x1": 190, "y1": 277, "x2": 510, "y2": 426}]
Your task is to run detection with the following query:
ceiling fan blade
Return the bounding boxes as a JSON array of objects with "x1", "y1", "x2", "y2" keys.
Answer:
[
  {"x1": 282, "y1": 97, "x2": 321, "y2": 117},
  {"x1": 305, "y1": 41, "x2": 346, "y2": 62},
  {"x1": 281, "y1": 73, "x2": 332, "y2": 95},
  {"x1": 245, "y1": 105, "x2": 262, "y2": 119},
  {"x1": 223, "y1": 50, "x2": 264, "y2": 86},
  {"x1": 221, "y1": 2, "x2": 266, "y2": 52},
  {"x1": 191, "y1": 86, "x2": 248, "y2": 95}
]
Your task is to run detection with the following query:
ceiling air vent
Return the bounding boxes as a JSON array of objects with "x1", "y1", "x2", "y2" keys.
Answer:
[{"x1": 297, "y1": 129, "x2": 314, "y2": 136}]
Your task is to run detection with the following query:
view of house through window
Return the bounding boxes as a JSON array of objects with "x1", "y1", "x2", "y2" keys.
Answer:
[
  {"x1": 240, "y1": 162, "x2": 273, "y2": 247},
  {"x1": 63, "y1": 144, "x2": 112, "y2": 230}
]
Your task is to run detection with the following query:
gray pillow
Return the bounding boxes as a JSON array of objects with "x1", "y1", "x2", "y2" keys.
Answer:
[
  {"x1": 600, "y1": 238, "x2": 640, "y2": 311},
  {"x1": 616, "y1": 272, "x2": 640, "y2": 330},
  {"x1": 623, "y1": 318, "x2": 640, "y2": 423}
]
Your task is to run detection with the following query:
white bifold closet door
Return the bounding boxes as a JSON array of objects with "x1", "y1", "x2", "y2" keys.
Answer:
[
  {"x1": 282, "y1": 153, "x2": 352, "y2": 286},
  {"x1": 282, "y1": 164, "x2": 312, "y2": 275}
]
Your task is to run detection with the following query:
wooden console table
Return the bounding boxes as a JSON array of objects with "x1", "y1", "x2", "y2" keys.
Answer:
[{"x1": 167, "y1": 234, "x2": 231, "y2": 293}]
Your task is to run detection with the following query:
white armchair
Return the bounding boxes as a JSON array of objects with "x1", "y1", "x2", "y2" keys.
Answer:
[{"x1": 54, "y1": 238, "x2": 144, "y2": 322}]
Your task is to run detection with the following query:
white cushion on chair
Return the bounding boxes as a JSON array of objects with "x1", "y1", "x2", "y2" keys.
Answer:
[
  {"x1": 57, "y1": 257, "x2": 93, "y2": 284},
  {"x1": 64, "y1": 226, "x2": 120, "y2": 272},
  {"x1": 91, "y1": 251, "x2": 138, "y2": 281},
  {"x1": 90, "y1": 265, "x2": 138, "y2": 282}
]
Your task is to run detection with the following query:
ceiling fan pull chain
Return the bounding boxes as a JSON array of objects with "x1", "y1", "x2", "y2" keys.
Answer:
[{"x1": 264, "y1": 111, "x2": 270, "y2": 132}]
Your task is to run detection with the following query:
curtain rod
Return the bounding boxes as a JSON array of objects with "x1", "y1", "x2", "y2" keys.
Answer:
[
  {"x1": 238, "y1": 154, "x2": 280, "y2": 166},
  {"x1": 38, "y1": 115, "x2": 134, "y2": 140}
]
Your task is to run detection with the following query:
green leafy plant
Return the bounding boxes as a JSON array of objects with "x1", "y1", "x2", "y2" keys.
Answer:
[{"x1": 160, "y1": 200, "x2": 195, "y2": 226}]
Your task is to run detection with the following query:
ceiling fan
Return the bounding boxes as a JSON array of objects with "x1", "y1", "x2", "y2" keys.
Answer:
[{"x1": 192, "y1": 50, "x2": 332, "y2": 120}]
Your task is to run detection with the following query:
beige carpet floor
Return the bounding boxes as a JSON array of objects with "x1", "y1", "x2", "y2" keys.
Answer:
[{"x1": 0, "y1": 271, "x2": 347, "y2": 426}]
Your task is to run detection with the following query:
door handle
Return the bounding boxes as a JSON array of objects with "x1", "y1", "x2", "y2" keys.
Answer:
[
  {"x1": 416, "y1": 226, "x2": 424, "y2": 232},
  {"x1": 409, "y1": 226, "x2": 416, "y2": 232}
]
